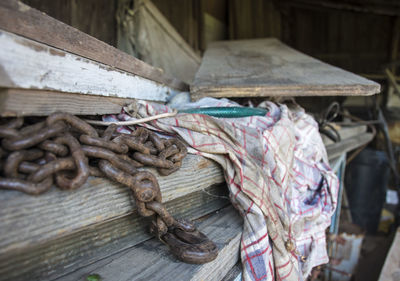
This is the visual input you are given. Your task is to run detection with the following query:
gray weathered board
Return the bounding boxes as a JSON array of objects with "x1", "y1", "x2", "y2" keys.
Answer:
[
  {"x1": 56, "y1": 206, "x2": 243, "y2": 281},
  {"x1": 0, "y1": 88, "x2": 136, "y2": 117},
  {"x1": 0, "y1": 29, "x2": 181, "y2": 102},
  {"x1": 191, "y1": 38, "x2": 380, "y2": 99},
  {"x1": 379, "y1": 227, "x2": 400, "y2": 281},
  {"x1": 0, "y1": 155, "x2": 226, "y2": 281},
  {"x1": 326, "y1": 132, "x2": 374, "y2": 160},
  {"x1": 321, "y1": 125, "x2": 367, "y2": 146},
  {"x1": 0, "y1": 0, "x2": 187, "y2": 91},
  {"x1": 117, "y1": 0, "x2": 201, "y2": 84},
  {"x1": 1, "y1": 185, "x2": 229, "y2": 281}
]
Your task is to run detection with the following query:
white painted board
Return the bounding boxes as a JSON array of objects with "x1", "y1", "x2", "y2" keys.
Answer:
[{"x1": 0, "y1": 30, "x2": 182, "y2": 102}]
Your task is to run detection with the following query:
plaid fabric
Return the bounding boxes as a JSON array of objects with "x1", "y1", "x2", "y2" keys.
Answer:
[{"x1": 105, "y1": 98, "x2": 339, "y2": 281}]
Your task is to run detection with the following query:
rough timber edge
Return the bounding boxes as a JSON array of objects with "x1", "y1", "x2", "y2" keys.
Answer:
[
  {"x1": 0, "y1": 30, "x2": 183, "y2": 102},
  {"x1": 190, "y1": 84, "x2": 381, "y2": 100},
  {"x1": 55, "y1": 206, "x2": 242, "y2": 281},
  {"x1": 0, "y1": 0, "x2": 188, "y2": 91}
]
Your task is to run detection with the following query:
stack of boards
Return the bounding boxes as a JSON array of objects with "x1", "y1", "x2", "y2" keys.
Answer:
[{"x1": 0, "y1": 0, "x2": 379, "y2": 280}]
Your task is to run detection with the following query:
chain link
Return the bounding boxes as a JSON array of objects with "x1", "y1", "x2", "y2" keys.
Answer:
[{"x1": 0, "y1": 113, "x2": 218, "y2": 264}]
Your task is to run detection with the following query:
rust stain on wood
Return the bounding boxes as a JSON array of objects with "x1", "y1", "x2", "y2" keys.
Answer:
[{"x1": 197, "y1": 159, "x2": 211, "y2": 169}]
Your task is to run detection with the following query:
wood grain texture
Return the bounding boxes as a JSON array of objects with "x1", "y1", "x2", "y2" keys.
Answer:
[
  {"x1": 326, "y1": 132, "x2": 374, "y2": 160},
  {"x1": 0, "y1": 184, "x2": 229, "y2": 281},
  {"x1": 117, "y1": 0, "x2": 200, "y2": 84},
  {"x1": 22, "y1": 0, "x2": 117, "y2": 46},
  {"x1": 279, "y1": 0, "x2": 400, "y2": 16},
  {"x1": 0, "y1": 0, "x2": 187, "y2": 91},
  {"x1": 191, "y1": 38, "x2": 380, "y2": 99},
  {"x1": 0, "y1": 154, "x2": 224, "y2": 256},
  {"x1": 56, "y1": 206, "x2": 242, "y2": 281},
  {"x1": 221, "y1": 262, "x2": 242, "y2": 281},
  {"x1": 378, "y1": 227, "x2": 400, "y2": 281},
  {"x1": 0, "y1": 88, "x2": 136, "y2": 116},
  {"x1": 0, "y1": 30, "x2": 180, "y2": 102},
  {"x1": 152, "y1": 0, "x2": 202, "y2": 52},
  {"x1": 321, "y1": 125, "x2": 367, "y2": 145}
]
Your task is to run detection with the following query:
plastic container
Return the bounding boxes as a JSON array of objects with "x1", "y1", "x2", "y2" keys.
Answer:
[{"x1": 345, "y1": 148, "x2": 390, "y2": 234}]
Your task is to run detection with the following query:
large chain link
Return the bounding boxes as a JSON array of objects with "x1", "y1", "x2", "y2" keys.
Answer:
[{"x1": 0, "y1": 113, "x2": 218, "y2": 264}]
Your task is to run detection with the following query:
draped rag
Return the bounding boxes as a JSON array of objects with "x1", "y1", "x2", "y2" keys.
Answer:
[{"x1": 105, "y1": 98, "x2": 339, "y2": 281}]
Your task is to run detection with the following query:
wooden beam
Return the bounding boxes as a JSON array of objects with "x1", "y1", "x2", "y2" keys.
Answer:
[
  {"x1": 386, "y1": 68, "x2": 400, "y2": 96},
  {"x1": 321, "y1": 125, "x2": 367, "y2": 146},
  {"x1": 138, "y1": 0, "x2": 201, "y2": 83},
  {"x1": 278, "y1": 0, "x2": 400, "y2": 16},
  {"x1": 0, "y1": 0, "x2": 187, "y2": 91},
  {"x1": 379, "y1": 227, "x2": 400, "y2": 281},
  {"x1": 0, "y1": 30, "x2": 180, "y2": 102},
  {"x1": 358, "y1": 73, "x2": 400, "y2": 82},
  {"x1": 56, "y1": 206, "x2": 242, "y2": 281},
  {"x1": 191, "y1": 39, "x2": 381, "y2": 99},
  {"x1": 116, "y1": 0, "x2": 200, "y2": 84},
  {"x1": 326, "y1": 132, "x2": 374, "y2": 160},
  {"x1": 0, "y1": 88, "x2": 136, "y2": 116},
  {"x1": 0, "y1": 184, "x2": 229, "y2": 281}
]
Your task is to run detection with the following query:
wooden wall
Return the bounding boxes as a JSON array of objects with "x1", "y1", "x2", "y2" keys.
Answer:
[
  {"x1": 228, "y1": 0, "x2": 281, "y2": 40},
  {"x1": 21, "y1": 0, "x2": 117, "y2": 46},
  {"x1": 151, "y1": 0, "x2": 201, "y2": 53},
  {"x1": 152, "y1": 0, "x2": 399, "y2": 78},
  {"x1": 19, "y1": 0, "x2": 400, "y2": 83},
  {"x1": 277, "y1": 2, "x2": 398, "y2": 76}
]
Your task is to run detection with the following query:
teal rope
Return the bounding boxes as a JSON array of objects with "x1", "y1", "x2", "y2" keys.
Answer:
[{"x1": 179, "y1": 107, "x2": 268, "y2": 118}]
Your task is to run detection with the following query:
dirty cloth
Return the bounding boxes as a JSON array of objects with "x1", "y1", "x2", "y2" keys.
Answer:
[{"x1": 105, "y1": 98, "x2": 339, "y2": 281}]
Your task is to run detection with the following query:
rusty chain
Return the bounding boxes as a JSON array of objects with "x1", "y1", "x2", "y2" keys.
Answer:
[{"x1": 0, "y1": 113, "x2": 218, "y2": 264}]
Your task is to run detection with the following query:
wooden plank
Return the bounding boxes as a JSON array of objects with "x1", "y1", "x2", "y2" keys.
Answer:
[
  {"x1": 221, "y1": 262, "x2": 242, "y2": 281},
  {"x1": 0, "y1": 30, "x2": 180, "y2": 102},
  {"x1": 0, "y1": 154, "x2": 224, "y2": 256},
  {"x1": 117, "y1": 0, "x2": 200, "y2": 84},
  {"x1": 0, "y1": 88, "x2": 136, "y2": 117},
  {"x1": 321, "y1": 124, "x2": 367, "y2": 145},
  {"x1": 379, "y1": 227, "x2": 400, "y2": 281},
  {"x1": 0, "y1": 0, "x2": 187, "y2": 91},
  {"x1": 57, "y1": 206, "x2": 242, "y2": 281},
  {"x1": 278, "y1": 0, "x2": 400, "y2": 16},
  {"x1": 326, "y1": 132, "x2": 374, "y2": 160},
  {"x1": 152, "y1": 0, "x2": 202, "y2": 52},
  {"x1": 191, "y1": 38, "x2": 380, "y2": 99},
  {"x1": 0, "y1": 184, "x2": 229, "y2": 281}
]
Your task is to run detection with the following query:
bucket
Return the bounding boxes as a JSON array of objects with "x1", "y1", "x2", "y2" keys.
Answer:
[{"x1": 345, "y1": 148, "x2": 390, "y2": 234}]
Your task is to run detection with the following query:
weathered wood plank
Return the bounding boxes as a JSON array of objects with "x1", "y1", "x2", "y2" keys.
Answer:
[
  {"x1": 221, "y1": 262, "x2": 242, "y2": 281},
  {"x1": 0, "y1": 88, "x2": 136, "y2": 117},
  {"x1": 321, "y1": 124, "x2": 367, "y2": 145},
  {"x1": 56, "y1": 206, "x2": 242, "y2": 281},
  {"x1": 279, "y1": 0, "x2": 400, "y2": 16},
  {"x1": 379, "y1": 227, "x2": 400, "y2": 281},
  {"x1": 0, "y1": 184, "x2": 229, "y2": 281},
  {"x1": 0, "y1": 154, "x2": 224, "y2": 255},
  {"x1": 0, "y1": 0, "x2": 187, "y2": 91},
  {"x1": 117, "y1": 0, "x2": 201, "y2": 84},
  {"x1": 326, "y1": 132, "x2": 374, "y2": 160},
  {"x1": 0, "y1": 30, "x2": 181, "y2": 102},
  {"x1": 191, "y1": 38, "x2": 380, "y2": 99}
]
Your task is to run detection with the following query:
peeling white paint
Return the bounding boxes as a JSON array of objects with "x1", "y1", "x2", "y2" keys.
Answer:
[{"x1": 0, "y1": 30, "x2": 180, "y2": 101}]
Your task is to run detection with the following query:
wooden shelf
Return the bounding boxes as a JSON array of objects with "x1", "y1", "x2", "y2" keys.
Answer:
[
  {"x1": 0, "y1": 155, "x2": 226, "y2": 281},
  {"x1": 191, "y1": 38, "x2": 380, "y2": 99},
  {"x1": 56, "y1": 206, "x2": 243, "y2": 281}
]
